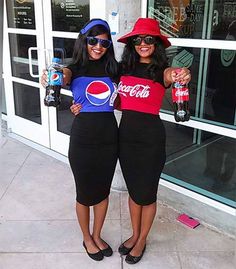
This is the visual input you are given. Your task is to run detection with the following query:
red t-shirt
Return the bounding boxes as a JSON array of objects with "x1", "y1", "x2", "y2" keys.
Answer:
[{"x1": 118, "y1": 75, "x2": 166, "y2": 115}]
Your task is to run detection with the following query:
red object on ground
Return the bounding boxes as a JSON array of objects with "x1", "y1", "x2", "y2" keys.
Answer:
[{"x1": 177, "y1": 213, "x2": 200, "y2": 229}]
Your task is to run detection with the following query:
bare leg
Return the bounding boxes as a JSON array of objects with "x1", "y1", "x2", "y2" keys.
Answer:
[
  {"x1": 130, "y1": 202, "x2": 157, "y2": 256},
  {"x1": 123, "y1": 196, "x2": 142, "y2": 248},
  {"x1": 76, "y1": 202, "x2": 100, "y2": 253},
  {"x1": 92, "y1": 197, "x2": 109, "y2": 249}
]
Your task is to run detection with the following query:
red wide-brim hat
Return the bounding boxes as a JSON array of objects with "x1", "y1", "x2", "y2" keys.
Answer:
[{"x1": 117, "y1": 18, "x2": 171, "y2": 48}]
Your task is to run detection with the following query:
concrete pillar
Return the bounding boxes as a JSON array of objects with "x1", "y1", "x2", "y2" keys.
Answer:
[
  {"x1": 105, "y1": 1, "x2": 142, "y2": 191},
  {"x1": 112, "y1": 111, "x2": 127, "y2": 192},
  {"x1": 105, "y1": 0, "x2": 142, "y2": 60}
]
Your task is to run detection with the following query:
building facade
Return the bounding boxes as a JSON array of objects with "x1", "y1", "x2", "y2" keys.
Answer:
[{"x1": 2, "y1": 0, "x2": 236, "y2": 233}]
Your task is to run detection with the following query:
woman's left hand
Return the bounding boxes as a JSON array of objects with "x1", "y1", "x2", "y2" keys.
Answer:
[{"x1": 171, "y1": 67, "x2": 191, "y2": 85}]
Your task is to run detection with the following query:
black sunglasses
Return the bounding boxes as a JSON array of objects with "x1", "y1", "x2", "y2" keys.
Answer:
[
  {"x1": 87, "y1": 37, "x2": 112, "y2": 49},
  {"x1": 132, "y1": 36, "x2": 156, "y2": 46}
]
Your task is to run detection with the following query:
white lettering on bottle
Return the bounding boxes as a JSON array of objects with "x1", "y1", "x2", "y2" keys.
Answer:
[
  {"x1": 118, "y1": 82, "x2": 150, "y2": 98},
  {"x1": 174, "y1": 89, "x2": 189, "y2": 97}
]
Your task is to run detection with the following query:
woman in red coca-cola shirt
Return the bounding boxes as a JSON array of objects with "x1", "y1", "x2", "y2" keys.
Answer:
[{"x1": 116, "y1": 18, "x2": 190, "y2": 264}]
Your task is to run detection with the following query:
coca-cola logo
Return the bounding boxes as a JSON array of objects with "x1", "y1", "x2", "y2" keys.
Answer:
[
  {"x1": 174, "y1": 89, "x2": 189, "y2": 97},
  {"x1": 117, "y1": 81, "x2": 150, "y2": 98},
  {"x1": 172, "y1": 87, "x2": 189, "y2": 102}
]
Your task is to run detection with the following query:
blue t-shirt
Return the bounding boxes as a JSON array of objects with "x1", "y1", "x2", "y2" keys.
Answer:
[{"x1": 67, "y1": 59, "x2": 117, "y2": 112}]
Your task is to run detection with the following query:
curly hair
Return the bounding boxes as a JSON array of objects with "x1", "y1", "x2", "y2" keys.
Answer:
[{"x1": 120, "y1": 37, "x2": 168, "y2": 81}]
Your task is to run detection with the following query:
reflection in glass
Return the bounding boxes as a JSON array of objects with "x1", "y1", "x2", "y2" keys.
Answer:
[
  {"x1": 13, "y1": 82, "x2": 41, "y2": 124},
  {"x1": 57, "y1": 95, "x2": 74, "y2": 135},
  {"x1": 51, "y1": 0, "x2": 89, "y2": 32},
  {"x1": 6, "y1": 0, "x2": 35, "y2": 29},
  {"x1": 210, "y1": 0, "x2": 236, "y2": 40},
  {"x1": 9, "y1": 33, "x2": 38, "y2": 82},
  {"x1": 147, "y1": 0, "x2": 205, "y2": 38},
  {"x1": 204, "y1": 48, "x2": 236, "y2": 125},
  {"x1": 163, "y1": 47, "x2": 200, "y2": 118},
  {"x1": 163, "y1": 125, "x2": 236, "y2": 206},
  {"x1": 164, "y1": 121, "x2": 194, "y2": 157},
  {"x1": 53, "y1": 37, "x2": 76, "y2": 66}
]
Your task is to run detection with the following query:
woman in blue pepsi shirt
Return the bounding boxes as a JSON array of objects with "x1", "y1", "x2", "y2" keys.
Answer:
[
  {"x1": 68, "y1": 19, "x2": 119, "y2": 261},
  {"x1": 42, "y1": 19, "x2": 119, "y2": 261}
]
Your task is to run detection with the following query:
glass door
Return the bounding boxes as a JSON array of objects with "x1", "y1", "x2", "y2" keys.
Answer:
[
  {"x1": 4, "y1": 0, "x2": 103, "y2": 155},
  {"x1": 4, "y1": 0, "x2": 50, "y2": 147},
  {"x1": 41, "y1": 0, "x2": 90, "y2": 155}
]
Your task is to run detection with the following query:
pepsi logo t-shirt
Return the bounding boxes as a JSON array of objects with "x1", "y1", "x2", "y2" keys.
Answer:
[
  {"x1": 118, "y1": 62, "x2": 167, "y2": 115},
  {"x1": 67, "y1": 59, "x2": 117, "y2": 112}
]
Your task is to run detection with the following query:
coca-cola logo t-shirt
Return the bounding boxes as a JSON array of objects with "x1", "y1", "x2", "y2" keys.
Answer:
[{"x1": 118, "y1": 75, "x2": 165, "y2": 115}]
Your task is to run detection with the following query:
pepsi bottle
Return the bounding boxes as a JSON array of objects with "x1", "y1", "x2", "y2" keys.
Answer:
[
  {"x1": 44, "y1": 57, "x2": 63, "y2": 107},
  {"x1": 172, "y1": 80, "x2": 190, "y2": 122}
]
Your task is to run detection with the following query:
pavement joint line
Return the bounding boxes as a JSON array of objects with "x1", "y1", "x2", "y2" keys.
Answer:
[
  {"x1": 0, "y1": 137, "x2": 8, "y2": 148},
  {"x1": 0, "y1": 145, "x2": 32, "y2": 202}
]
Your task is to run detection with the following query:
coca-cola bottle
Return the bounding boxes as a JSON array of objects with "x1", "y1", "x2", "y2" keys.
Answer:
[
  {"x1": 44, "y1": 57, "x2": 63, "y2": 107},
  {"x1": 172, "y1": 80, "x2": 190, "y2": 122}
]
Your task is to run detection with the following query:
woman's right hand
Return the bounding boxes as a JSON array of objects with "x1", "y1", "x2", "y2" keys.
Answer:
[
  {"x1": 70, "y1": 102, "x2": 82, "y2": 116},
  {"x1": 40, "y1": 67, "x2": 72, "y2": 88},
  {"x1": 40, "y1": 69, "x2": 48, "y2": 88}
]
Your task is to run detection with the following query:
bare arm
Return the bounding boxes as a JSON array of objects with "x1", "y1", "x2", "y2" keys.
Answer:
[{"x1": 62, "y1": 67, "x2": 72, "y2": 86}]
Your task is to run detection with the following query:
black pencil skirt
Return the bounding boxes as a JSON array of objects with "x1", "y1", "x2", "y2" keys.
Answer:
[
  {"x1": 119, "y1": 110, "x2": 166, "y2": 205},
  {"x1": 68, "y1": 112, "x2": 118, "y2": 206}
]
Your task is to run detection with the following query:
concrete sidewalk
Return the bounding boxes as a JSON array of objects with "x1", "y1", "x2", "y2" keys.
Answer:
[{"x1": 0, "y1": 131, "x2": 235, "y2": 269}]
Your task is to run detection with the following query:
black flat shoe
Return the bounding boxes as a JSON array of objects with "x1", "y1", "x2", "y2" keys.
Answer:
[
  {"x1": 125, "y1": 245, "x2": 146, "y2": 264},
  {"x1": 118, "y1": 238, "x2": 135, "y2": 255},
  {"x1": 100, "y1": 240, "x2": 113, "y2": 257},
  {"x1": 83, "y1": 241, "x2": 104, "y2": 261}
]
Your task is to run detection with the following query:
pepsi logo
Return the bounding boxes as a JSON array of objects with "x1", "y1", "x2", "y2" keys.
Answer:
[
  {"x1": 86, "y1": 81, "x2": 111, "y2": 106},
  {"x1": 51, "y1": 73, "x2": 59, "y2": 81}
]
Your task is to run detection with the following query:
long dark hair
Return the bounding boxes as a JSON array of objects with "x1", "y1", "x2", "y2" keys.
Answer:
[
  {"x1": 120, "y1": 37, "x2": 168, "y2": 81},
  {"x1": 71, "y1": 19, "x2": 118, "y2": 78}
]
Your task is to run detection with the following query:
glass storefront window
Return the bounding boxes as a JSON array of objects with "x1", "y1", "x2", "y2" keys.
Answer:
[
  {"x1": 51, "y1": 0, "x2": 89, "y2": 32},
  {"x1": 163, "y1": 126, "x2": 236, "y2": 207},
  {"x1": 57, "y1": 95, "x2": 74, "y2": 135},
  {"x1": 210, "y1": 0, "x2": 236, "y2": 40},
  {"x1": 6, "y1": 0, "x2": 35, "y2": 29},
  {"x1": 203, "y1": 48, "x2": 236, "y2": 126},
  {"x1": 9, "y1": 33, "x2": 38, "y2": 82},
  {"x1": 164, "y1": 46, "x2": 236, "y2": 128},
  {"x1": 163, "y1": 46, "x2": 200, "y2": 118},
  {"x1": 147, "y1": 0, "x2": 206, "y2": 39},
  {"x1": 147, "y1": 1, "x2": 236, "y2": 207},
  {"x1": 53, "y1": 37, "x2": 76, "y2": 67},
  {"x1": 164, "y1": 121, "x2": 194, "y2": 156},
  {"x1": 13, "y1": 82, "x2": 41, "y2": 124},
  {"x1": 148, "y1": 0, "x2": 236, "y2": 40}
]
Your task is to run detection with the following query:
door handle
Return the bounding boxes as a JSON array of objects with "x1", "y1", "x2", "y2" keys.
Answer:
[
  {"x1": 28, "y1": 47, "x2": 52, "y2": 78},
  {"x1": 28, "y1": 47, "x2": 40, "y2": 78},
  {"x1": 28, "y1": 47, "x2": 65, "y2": 78}
]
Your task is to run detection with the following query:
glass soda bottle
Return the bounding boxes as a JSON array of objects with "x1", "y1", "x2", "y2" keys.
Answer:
[
  {"x1": 172, "y1": 78, "x2": 190, "y2": 122},
  {"x1": 44, "y1": 57, "x2": 63, "y2": 107}
]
